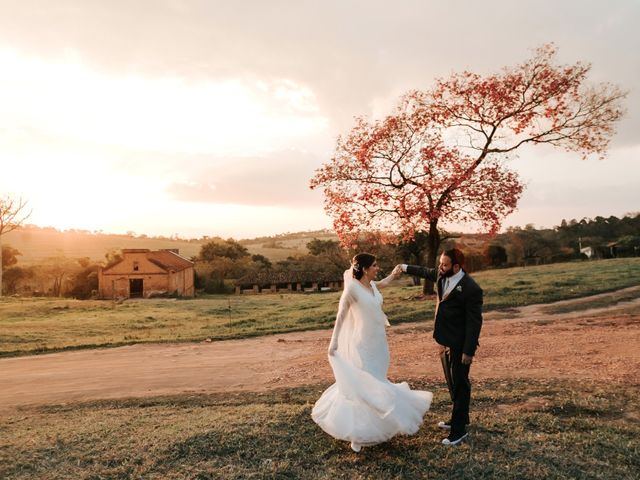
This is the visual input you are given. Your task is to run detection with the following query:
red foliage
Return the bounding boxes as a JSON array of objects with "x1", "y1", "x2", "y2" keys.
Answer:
[{"x1": 310, "y1": 44, "x2": 626, "y2": 246}]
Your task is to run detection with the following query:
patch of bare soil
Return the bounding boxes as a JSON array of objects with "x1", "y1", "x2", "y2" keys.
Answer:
[{"x1": 1, "y1": 287, "x2": 639, "y2": 415}]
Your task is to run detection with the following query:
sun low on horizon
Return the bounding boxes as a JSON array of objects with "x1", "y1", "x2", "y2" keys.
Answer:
[{"x1": 0, "y1": 47, "x2": 332, "y2": 238}]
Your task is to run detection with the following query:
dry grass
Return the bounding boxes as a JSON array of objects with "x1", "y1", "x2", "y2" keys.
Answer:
[{"x1": 1, "y1": 379, "x2": 638, "y2": 479}]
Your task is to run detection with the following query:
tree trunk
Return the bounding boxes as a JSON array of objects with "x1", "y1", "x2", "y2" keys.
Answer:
[
  {"x1": 422, "y1": 220, "x2": 441, "y2": 295},
  {"x1": 52, "y1": 273, "x2": 65, "y2": 297}
]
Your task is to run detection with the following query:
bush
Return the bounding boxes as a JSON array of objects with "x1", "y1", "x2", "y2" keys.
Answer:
[
  {"x1": 485, "y1": 244, "x2": 508, "y2": 267},
  {"x1": 68, "y1": 266, "x2": 100, "y2": 299},
  {"x1": 202, "y1": 276, "x2": 233, "y2": 294}
]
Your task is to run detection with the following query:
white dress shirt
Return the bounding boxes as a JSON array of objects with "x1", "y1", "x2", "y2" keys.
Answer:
[
  {"x1": 401, "y1": 264, "x2": 465, "y2": 297},
  {"x1": 442, "y1": 269, "x2": 465, "y2": 297}
]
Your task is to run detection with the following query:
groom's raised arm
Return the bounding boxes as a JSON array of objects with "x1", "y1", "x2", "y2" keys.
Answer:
[{"x1": 401, "y1": 264, "x2": 438, "y2": 282}]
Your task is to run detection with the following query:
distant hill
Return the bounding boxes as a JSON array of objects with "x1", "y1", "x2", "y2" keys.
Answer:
[
  {"x1": 2, "y1": 226, "x2": 339, "y2": 265},
  {"x1": 239, "y1": 229, "x2": 338, "y2": 262}
]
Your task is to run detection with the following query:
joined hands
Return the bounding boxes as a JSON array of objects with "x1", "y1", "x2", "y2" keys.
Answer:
[{"x1": 391, "y1": 264, "x2": 404, "y2": 279}]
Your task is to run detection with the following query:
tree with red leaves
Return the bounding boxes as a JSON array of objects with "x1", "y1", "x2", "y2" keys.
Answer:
[{"x1": 310, "y1": 45, "x2": 626, "y2": 294}]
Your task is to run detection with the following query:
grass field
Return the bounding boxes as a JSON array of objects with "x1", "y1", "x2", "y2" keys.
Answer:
[
  {"x1": 1, "y1": 258, "x2": 639, "y2": 357},
  {"x1": 2, "y1": 258, "x2": 639, "y2": 479},
  {"x1": 1, "y1": 379, "x2": 638, "y2": 479}
]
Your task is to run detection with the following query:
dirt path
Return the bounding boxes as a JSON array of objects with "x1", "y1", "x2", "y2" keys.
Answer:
[{"x1": 1, "y1": 287, "x2": 639, "y2": 414}]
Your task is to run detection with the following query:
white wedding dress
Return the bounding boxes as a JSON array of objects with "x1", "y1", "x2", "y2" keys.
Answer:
[{"x1": 311, "y1": 269, "x2": 432, "y2": 447}]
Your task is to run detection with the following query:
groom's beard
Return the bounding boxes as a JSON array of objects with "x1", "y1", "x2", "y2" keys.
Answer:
[{"x1": 440, "y1": 267, "x2": 454, "y2": 278}]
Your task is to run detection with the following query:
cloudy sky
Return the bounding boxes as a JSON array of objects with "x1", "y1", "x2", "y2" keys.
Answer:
[{"x1": 1, "y1": 0, "x2": 638, "y2": 239}]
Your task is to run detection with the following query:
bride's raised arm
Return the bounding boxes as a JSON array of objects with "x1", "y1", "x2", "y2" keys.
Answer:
[{"x1": 374, "y1": 268, "x2": 401, "y2": 289}]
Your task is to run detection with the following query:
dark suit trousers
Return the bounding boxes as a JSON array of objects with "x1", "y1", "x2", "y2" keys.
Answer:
[{"x1": 448, "y1": 349, "x2": 471, "y2": 436}]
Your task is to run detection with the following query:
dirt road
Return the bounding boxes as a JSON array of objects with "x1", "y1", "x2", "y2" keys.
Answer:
[{"x1": 1, "y1": 288, "x2": 639, "y2": 414}]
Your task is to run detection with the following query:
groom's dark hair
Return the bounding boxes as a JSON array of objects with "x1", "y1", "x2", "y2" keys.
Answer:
[{"x1": 443, "y1": 248, "x2": 465, "y2": 269}]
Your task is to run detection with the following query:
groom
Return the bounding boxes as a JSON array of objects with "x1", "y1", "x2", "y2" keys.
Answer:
[{"x1": 394, "y1": 248, "x2": 483, "y2": 446}]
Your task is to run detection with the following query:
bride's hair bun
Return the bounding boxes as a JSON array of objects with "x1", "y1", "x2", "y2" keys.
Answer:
[{"x1": 351, "y1": 253, "x2": 376, "y2": 280}]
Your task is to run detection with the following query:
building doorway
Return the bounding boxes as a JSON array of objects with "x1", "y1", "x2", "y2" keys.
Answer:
[{"x1": 129, "y1": 279, "x2": 143, "y2": 298}]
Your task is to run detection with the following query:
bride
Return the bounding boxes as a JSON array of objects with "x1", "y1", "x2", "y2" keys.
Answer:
[{"x1": 311, "y1": 253, "x2": 432, "y2": 452}]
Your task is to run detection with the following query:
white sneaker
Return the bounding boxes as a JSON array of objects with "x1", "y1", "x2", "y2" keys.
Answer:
[
  {"x1": 441, "y1": 433, "x2": 468, "y2": 446},
  {"x1": 350, "y1": 442, "x2": 362, "y2": 452}
]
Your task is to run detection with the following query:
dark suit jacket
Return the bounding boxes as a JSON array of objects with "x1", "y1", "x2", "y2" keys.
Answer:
[{"x1": 406, "y1": 265, "x2": 483, "y2": 356}]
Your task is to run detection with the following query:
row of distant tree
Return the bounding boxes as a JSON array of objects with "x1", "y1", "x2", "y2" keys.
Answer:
[
  {"x1": 0, "y1": 249, "x2": 102, "y2": 298},
  {"x1": 479, "y1": 214, "x2": 639, "y2": 268},
  {"x1": 15, "y1": 224, "x2": 208, "y2": 243},
  {"x1": 194, "y1": 213, "x2": 640, "y2": 294},
  {"x1": 14, "y1": 223, "x2": 334, "y2": 245},
  {"x1": 1, "y1": 213, "x2": 638, "y2": 297}
]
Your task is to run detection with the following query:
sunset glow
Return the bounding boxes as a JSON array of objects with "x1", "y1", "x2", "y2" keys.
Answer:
[{"x1": 1, "y1": 1, "x2": 638, "y2": 238}]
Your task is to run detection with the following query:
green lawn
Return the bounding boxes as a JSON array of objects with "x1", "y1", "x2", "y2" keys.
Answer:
[
  {"x1": 1, "y1": 258, "x2": 639, "y2": 357},
  {"x1": 1, "y1": 379, "x2": 638, "y2": 479}
]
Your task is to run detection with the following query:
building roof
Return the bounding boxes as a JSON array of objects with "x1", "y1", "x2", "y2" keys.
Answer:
[
  {"x1": 102, "y1": 249, "x2": 194, "y2": 273},
  {"x1": 147, "y1": 250, "x2": 194, "y2": 272}
]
